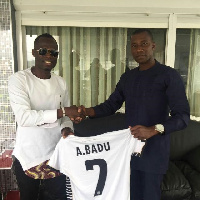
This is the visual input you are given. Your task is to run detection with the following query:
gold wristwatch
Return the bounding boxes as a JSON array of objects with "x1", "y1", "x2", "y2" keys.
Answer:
[{"x1": 155, "y1": 124, "x2": 165, "y2": 135}]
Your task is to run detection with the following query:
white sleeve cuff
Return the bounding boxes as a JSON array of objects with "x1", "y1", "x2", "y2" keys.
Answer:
[{"x1": 43, "y1": 110, "x2": 57, "y2": 124}]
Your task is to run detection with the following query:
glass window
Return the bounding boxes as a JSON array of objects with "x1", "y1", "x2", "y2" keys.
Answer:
[
  {"x1": 175, "y1": 29, "x2": 200, "y2": 119},
  {"x1": 175, "y1": 29, "x2": 191, "y2": 87}
]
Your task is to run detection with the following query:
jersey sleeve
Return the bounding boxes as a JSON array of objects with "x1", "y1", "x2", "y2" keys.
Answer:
[
  {"x1": 117, "y1": 129, "x2": 145, "y2": 156},
  {"x1": 132, "y1": 139, "x2": 146, "y2": 156},
  {"x1": 48, "y1": 138, "x2": 69, "y2": 175},
  {"x1": 128, "y1": 131, "x2": 146, "y2": 156}
]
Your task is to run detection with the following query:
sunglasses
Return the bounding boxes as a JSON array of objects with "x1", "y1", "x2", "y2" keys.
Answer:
[{"x1": 35, "y1": 48, "x2": 59, "y2": 57}]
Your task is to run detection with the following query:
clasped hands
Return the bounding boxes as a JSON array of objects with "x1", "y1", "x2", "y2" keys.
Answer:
[
  {"x1": 67, "y1": 105, "x2": 87, "y2": 123},
  {"x1": 61, "y1": 105, "x2": 87, "y2": 138}
]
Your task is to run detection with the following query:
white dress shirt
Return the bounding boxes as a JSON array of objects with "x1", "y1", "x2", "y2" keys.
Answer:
[{"x1": 8, "y1": 68, "x2": 73, "y2": 170}]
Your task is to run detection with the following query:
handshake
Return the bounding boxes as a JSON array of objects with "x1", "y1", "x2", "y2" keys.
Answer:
[{"x1": 64, "y1": 105, "x2": 95, "y2": 123}]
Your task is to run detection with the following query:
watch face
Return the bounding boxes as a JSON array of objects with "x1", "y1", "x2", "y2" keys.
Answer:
[{"x1": 156, "y1": 124, "x2": 164, "y2": 133}]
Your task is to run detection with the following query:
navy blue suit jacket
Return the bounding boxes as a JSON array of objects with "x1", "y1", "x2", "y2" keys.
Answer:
[{"x1": 93, "y1": 60, "x2": 190, "y2": 173}]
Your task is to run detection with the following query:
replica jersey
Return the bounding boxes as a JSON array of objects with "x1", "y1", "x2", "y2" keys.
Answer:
[{"x1": 48, "y1": 128, "x2": 145, "y2": 200}]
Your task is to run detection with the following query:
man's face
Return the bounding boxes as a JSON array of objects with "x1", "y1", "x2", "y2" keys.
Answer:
[
  {"x1": 131, "y1": 31, "x2": 155, "y2": 65},
  {"x1": 32, "y1": 37, "x2": 58, "y2": 72}
]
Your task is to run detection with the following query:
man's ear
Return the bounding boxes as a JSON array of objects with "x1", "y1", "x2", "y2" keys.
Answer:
[
  {"x1": 32, "y1": 49, "x2": 36, "y2": 57},
  {"x1": 152, "y1": 43, "x2": 156, "y2": 50}
]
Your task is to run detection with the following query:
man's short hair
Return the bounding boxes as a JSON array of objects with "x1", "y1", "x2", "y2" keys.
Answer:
[
  {"x1": 34, "y1": 33, "x2": 57, "y2": 48},
  {"x1": 131, "y1": 29, "x2": 154, "y2": 42}
]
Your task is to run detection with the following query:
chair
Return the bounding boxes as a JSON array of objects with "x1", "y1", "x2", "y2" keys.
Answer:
[{"x1": 4, "y1": 191, "x2": 20, "y2": 200}]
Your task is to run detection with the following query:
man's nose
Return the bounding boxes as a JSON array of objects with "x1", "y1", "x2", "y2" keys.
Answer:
[
  {"x1": 136, "y1": 45, "x2": 144, "y2": 52},
  {"x1": 46, "y1": 50, "x2": 52, "y2": 56}
]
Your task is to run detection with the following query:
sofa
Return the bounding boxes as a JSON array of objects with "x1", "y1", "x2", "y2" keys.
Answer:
[
  {"x1": 162, "y1": 119, "x2": 200, "y2": 200},
  {"x1": 74, "y1": 112, "x2": 200, "y2": 200}
]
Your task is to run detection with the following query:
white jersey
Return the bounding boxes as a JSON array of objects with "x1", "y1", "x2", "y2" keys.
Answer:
[{"x1": 48, "y1": 128, "x2": 145, "y2": 200}]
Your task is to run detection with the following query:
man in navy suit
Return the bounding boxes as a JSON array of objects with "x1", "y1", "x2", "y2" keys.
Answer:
[{"x1": 77, "y1": 29, "x2": 190, "y2": 200}]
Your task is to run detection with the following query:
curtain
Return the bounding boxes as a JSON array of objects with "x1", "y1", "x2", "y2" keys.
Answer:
[
  {"x1": 187, "y1": 29, "x2": 200, "y2": 117},
  {"x1": 24, "y1": 26, "x2": 127, "y2": 107},
  {"x1": 154, "y1": 51, "x2": 165, "y2": 64}
]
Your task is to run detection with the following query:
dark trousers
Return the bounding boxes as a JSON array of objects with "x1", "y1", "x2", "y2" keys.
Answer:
[
  {"x1": 13, "y1": 158, "x2": 67, "y2": 200},
  {"x1": 130, "y1": 169, "x2": 164, "y2": 200}
]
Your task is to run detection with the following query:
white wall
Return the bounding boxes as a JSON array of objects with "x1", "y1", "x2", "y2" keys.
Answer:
[
  {"x1": 13, "y1": 0, "x2": 200, "y2": 13},
  {"x1": 13, "y1": 0, "x2": 200, "y2": 27}
]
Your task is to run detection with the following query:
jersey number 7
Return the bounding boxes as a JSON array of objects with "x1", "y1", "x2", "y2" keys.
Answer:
[{"x1": 85, "y1": 159, "x2": 107, "y2": 197}]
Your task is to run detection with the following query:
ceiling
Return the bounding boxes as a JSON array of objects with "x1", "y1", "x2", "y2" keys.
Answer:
[{"x1": 13, "y1": 0, "x2": 200, "y2": 14}]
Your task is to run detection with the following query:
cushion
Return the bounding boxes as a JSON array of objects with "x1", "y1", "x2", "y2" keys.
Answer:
[
  {"x1": 183, "y1": 145, "x2": 200, "y2": 173},
  {"x1": 175, "y1": 160, "x2": 200, "y2": 200},
  {"x1": 161, "y1": 161, "x2": 192, "y2": 200},
  {"x1": 170, "y1": 120, "x2": 200, "y2": 160},
  {"x1": 74, "y1": 113, "x2": 126, "y2": 137}
]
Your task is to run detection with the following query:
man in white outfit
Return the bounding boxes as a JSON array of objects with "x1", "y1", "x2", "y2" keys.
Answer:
[{"x1": 8, "y1": 33, "x2": 81, "y2": 200}]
